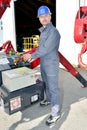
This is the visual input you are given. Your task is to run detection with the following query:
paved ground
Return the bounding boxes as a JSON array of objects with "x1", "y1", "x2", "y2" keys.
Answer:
[{"x1": 0, "y1": 67, "x2": 87, "y2": 130}]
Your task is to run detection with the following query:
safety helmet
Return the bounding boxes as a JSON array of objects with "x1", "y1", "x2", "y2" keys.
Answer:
[{"x1": 37, "y1": 5, "x2": 52, "y2": 17}]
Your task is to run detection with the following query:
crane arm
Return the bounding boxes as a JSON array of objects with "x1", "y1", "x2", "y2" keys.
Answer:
[{"x1": 0, "y1": 0, "x2": 11, "y2": 19}]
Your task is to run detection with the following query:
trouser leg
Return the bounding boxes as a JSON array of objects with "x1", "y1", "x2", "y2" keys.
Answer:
[
  {"x1": 39, "y1": 82, "x2": 45, "y2": 101},
  {"x1": 40, "y1": 67, "x2": 51, "y2": 102},
  {"x1": 40, "y1": 67, "x2": 46, "y2": 101},
  {"x1": 47, "y1": 74, "x2": 60, "y2": 116}
]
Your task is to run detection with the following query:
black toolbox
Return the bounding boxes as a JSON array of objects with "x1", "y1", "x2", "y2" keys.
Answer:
[{"x1": 0, "y1": 81, "x2": 43, "y2": 115}]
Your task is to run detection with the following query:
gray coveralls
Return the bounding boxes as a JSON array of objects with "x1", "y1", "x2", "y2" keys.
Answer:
[{"x1": 31, "y1": 22, "x2": 61, "y2": 116}]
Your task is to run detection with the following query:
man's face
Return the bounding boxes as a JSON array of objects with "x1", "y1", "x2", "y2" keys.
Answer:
[{"x1": 39, "y1": 14, "x2": 51, "y2": 26}]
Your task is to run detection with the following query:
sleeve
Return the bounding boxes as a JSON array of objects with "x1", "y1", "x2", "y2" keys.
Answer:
[{"x1": 31, "y1": 29, "x2": 61, "y2": 59}]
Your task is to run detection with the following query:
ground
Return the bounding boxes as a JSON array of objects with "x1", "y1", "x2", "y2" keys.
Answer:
[{"x1": 0, "y1": 67, "x2": 87, "y2": 130}]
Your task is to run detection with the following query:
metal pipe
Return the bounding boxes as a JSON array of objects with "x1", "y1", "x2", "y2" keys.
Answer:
[{"x1": 78, "y1": 0, "x2": 81, "y2": 19}]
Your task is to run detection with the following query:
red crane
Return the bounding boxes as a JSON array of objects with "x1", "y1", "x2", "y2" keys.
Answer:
[
  {"x1": 0, "y1": 0, "x2": 11, "y2": 19},
  {"x1": 74, "y1": 4, "x2": 87, "y2": 70}
]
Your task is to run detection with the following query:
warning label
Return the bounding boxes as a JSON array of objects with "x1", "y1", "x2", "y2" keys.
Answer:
[{"x1": 10, "y1": 96, "x2": 21, "y2": 111}]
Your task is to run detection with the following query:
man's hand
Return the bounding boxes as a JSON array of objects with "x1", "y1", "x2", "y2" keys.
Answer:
[{"x1": 23, "y1": 53, "x2": 32, "y2": 61}]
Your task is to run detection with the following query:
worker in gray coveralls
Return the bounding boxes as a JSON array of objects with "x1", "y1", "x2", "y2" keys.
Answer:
[{"x1": 23, "y1": 5, "x2": 61, "y2": 125}]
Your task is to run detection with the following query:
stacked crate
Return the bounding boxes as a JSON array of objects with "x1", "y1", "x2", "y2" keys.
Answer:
[{"x1": 23, "y1": 35, "x2": 39, "y2": 51}]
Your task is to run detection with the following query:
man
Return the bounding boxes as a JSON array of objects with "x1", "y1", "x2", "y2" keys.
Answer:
[{"x1": 23, "y1": 5, "x2": 61, "y2": 125}]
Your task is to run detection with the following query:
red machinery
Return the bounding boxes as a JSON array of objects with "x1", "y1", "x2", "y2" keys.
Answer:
[
  {"x1": 0, "y1": 0, "x2": 87, "y2": 87},
  {"x1": 0, "y1": 0, "x2": 11, "y2": 18},
  {"x1": 0, "y1": 40, "x2": 15, "y2": 54},
  {"x1": 74, "y1": 6, "x2": 87, "y2": 70}
]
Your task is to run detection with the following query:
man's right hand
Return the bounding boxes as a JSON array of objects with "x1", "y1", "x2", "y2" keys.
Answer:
[{"x1": 23, "y1": 53, "x2": 32, "y2": 61}]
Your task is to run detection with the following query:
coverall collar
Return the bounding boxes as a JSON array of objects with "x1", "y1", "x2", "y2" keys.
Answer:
[{"x1": 39, "y1": 22, "x2": 53, "y2": 32}]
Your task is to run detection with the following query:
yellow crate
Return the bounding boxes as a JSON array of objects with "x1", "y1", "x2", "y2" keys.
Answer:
[{"x1": 23, "y1": 35, "x2": 39, "y2": 51}]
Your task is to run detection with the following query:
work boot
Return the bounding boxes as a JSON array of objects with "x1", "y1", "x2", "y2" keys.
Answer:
[{"x1": 46, "y1": 114, "x2": 61, "y2": 125}]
